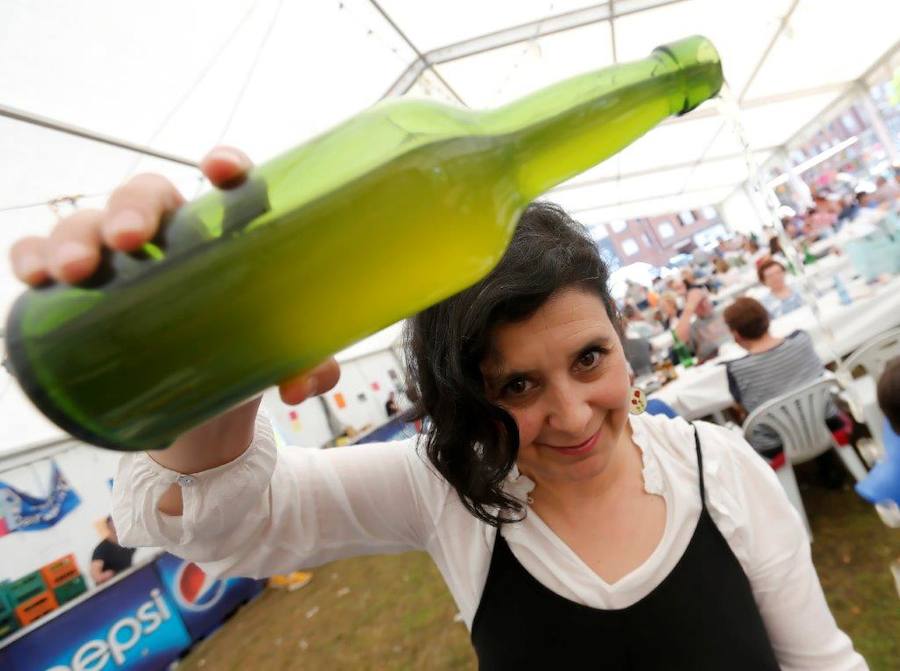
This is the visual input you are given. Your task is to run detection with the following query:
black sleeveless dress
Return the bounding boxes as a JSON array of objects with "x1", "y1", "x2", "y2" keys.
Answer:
[{"x1": 470, "y1": 426, "x2": 780, "y2": 670}]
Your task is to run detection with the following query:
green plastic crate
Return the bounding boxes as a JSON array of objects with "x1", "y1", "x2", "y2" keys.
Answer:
[
  {"x1": 0, "y1": 612, "x2": 18, "y2": 640},
  {"x1": 0, "y1": 585, "x2": 13, "y2": 619},
  {"x1": 7, "y1": 572, "x2": 47, "y2": 606},
  {"x1": 53, "y1": 575, "x2": 87, "y2": 606}
]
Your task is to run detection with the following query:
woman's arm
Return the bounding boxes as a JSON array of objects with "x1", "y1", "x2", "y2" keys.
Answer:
[{"x1": 112, "y1": 413, "x2": 447, "y2": 580}]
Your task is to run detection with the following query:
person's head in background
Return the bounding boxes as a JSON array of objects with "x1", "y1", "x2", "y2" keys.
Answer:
[
  {"x1": 856, "y1": 190, "x2": 875, "y2": 208},
  {"x1": 666, "y1": 276, "x2": 687, "y2": 297},
  {"x1": 767, "y1": 235, "x2": 784, "y2": 257},
  {"x1": 744, "y1": 237, "x2": 760, "y2": 254},
  {"x1": 105, "y1": 516, "x2": 118, "y2": 544},
  {"x1": 877, "y1": 356, "x2": 900, "y2": 436},
  {"x1": 723, "y1": 297, "x2": 770, "y2": 350},
  {"x1": 758, "y1": 259, "x2": 788, "y2": 292},
  {"x1": 712, "y1": 257, "x2": 730, "y2": 274},
  {"x1": 623, "y1": 303, "x2": 643, "y2": 322},
  {"x1": 659, "y1": 291, "x2": 680, "y2": 318}
]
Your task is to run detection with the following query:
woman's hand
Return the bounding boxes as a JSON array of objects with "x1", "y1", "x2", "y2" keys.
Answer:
[{"x1": 9, "y1": 147, "x2": 340, "y2": 466}]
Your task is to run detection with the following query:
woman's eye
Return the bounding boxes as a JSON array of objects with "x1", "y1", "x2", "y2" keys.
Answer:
[
  {"x1": 576, "y1": 348, "x2": 605, "y2": 370},
  {"x1": 502, "y1": 377, "x2": 533, "y2": 397}
]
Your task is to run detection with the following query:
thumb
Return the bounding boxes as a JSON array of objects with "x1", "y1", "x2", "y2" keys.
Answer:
[
  {"x1": 279, "y1": 358, "x2": 341, "y2": 405},
  {"x1": 199, "y1": 146, "x2": 253, "y2": 190}
]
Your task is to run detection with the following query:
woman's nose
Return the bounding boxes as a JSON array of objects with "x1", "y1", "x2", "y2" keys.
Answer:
[{"x1": 544, "y1": 382, "x2": 592, "y2": 434}]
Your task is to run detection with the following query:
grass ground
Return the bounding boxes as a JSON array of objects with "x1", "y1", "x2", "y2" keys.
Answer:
[{"x1": 176, "y1": 466, "x2": 898, "y2": 671}]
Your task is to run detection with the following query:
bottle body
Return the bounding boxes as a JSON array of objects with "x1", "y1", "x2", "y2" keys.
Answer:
[
  {"x1": 6, "y1": 37, "x2": 722, "y2": 451},
  {"x1": 670, "y1": 330, "x2": 696, "y2": 368},
  {"x1": 7, "y1": 107, "x2": 523, "y2": 450}
]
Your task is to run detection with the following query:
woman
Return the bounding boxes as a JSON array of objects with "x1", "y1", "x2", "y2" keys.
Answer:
[
  {"x1": 10, "y1": 148, "x2": 866, "y2": 669},
  {"x1": 722, "y1": 297, "x2": 830, "y2": 458},
  {"x1": 757, "y1": 259, "x2": 804, "y2": 318}
]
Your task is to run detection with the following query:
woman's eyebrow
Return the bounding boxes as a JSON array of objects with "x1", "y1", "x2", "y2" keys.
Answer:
[{"x1": 486, "y1": 335, "x2": 615, "y2": 383}]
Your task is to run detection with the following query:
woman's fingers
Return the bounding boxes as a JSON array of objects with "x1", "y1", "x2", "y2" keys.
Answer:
[
  {"x1": 279, "y1": 358, "x2": 341, "y2": 405},
  {"x1": 45, "y1": 209, "x2": 105, "y2": 284},
  {"x1": 10, "y1": 235, "x2": 50, "y2": 286},
  {"x1": 101, "y1": 173, "x2": 185, "y2": 252},
  {"x1": 10, "y1": 146, "x2": 254, "y2": 290},
  {"x1": 199, "y1": 146, "x2": 252, "y2": 190}
]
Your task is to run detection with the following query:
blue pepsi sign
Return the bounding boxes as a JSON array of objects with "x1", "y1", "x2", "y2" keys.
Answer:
[
  {"x1": 154, "y1": 553, "x2": 263, "y2": 641},
  {"x1": 0, "y1": 564, "x2": 190, "y2": 671}
]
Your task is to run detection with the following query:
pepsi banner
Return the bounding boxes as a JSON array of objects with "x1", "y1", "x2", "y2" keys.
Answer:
[
  {"x1": 0, "y1": 564, "x2": 190, "y2": 671},
  {"x1": 0, "y1": 462, "x2": 80, "y2": 536},
  {"x1": 154, "y1": 553, "x2": 264, "y2": 641}
]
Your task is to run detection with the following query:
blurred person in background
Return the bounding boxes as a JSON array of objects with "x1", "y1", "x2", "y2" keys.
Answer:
[
  {"x1": 625, "y1": 280, "x2": 650, "y2": 310},
  {"x1": 90, "y1": 515, "x2": 135, "y2": 586},
  {"x1": 757, "y1": 259, "x2": 804, "y2": 318},
  {"x1": 385, "y1": 392, "x2": 400, "y2": 417},
  {"x1": 623, "y1": 303, "x2": 660, "y2": 339},
  {"x1": 674, "y1": 288, "x2": 732, "y2": 363},
  {"x1": 803, "y1": 193, "x2": 838, "y2": 239},
  {"x1": 654, "y1": 291, "x2": 682, "y2": 331},
  {"x1": 723, "y1": 298, "x2": 837, "y2": 458}
]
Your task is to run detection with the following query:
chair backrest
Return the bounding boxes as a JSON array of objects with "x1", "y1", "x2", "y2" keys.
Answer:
[
  {"x1": 743, "y1": 377, "x2": 837, "y2": 465},
  {"x1": 623, "y1": 337, "x2": 653, "y2": 377},
  {"x1": 841, "y1": 326, "x2": 900, "y2": 383}
]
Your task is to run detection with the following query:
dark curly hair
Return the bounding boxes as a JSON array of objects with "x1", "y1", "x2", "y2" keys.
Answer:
[{"x1": 404, "y1": 201, "x2": 619, "y2": 526}]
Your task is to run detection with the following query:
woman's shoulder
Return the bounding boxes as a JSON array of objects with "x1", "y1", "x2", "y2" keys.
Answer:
[{"x1": 631, "y1": 413, "x2": 774, "y2": 488}]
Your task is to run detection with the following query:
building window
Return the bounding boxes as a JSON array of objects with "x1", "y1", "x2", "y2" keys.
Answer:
[
  {"x1": 621, "y1": 238, "x2": 639, "y2": 256},
  {"x1": 658, "y1": 221, "x2": 675, "y2": 239},
  {"x1": 702, "y1": 206, "x2": 718, "y2": 220},
  {"x1": 678, "y1": 210, "x2": 694, "y2": 226},
  {"x1": 609, "y1": 219, "x2": 628, "y2": 233}
]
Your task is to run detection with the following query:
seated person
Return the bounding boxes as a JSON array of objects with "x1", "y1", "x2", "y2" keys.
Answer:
[
  {"x1": 757, "y1": 259, "x2": 804, "y2": 318},
  {"x1": 91, "y1": 516, "x2": 136, "y2": 586},
  {"x1": 622, "y1": 303, "x2": 659, "y2": 339},
  {"x1": 674, "y1": 288, "x2": 732, "y2": 363},
  {"x1": 722, "y1": 297, "x2": 830, "y2": 458},
  {"x1": 654, "y1": 291, "x2": 682, "y2": 331}
]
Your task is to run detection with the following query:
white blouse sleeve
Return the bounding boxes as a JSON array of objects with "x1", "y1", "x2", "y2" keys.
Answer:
[
  {"x1": 111, "y1": 412, "x2": 450, "y2": 580},
  {"x1": 696, "y1": 422, "x2": 868, "y2": 671}
]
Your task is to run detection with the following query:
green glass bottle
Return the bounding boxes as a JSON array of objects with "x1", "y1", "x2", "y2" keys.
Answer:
[
  {"x1": 670, "y1": 330, "x2": 696, "y2": 368},
  {"x1": 6, "y1": 36, "x2": 722, "y2": 451}
]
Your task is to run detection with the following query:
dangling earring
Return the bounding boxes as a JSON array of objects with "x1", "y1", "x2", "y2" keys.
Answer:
[{"x1": 629, "y1": 386, "x2": 647, "y2": 415}]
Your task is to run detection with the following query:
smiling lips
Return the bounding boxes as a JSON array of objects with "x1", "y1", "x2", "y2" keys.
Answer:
[{"x1": 542, "y1": 428, "x2": 601, "y2": 456}]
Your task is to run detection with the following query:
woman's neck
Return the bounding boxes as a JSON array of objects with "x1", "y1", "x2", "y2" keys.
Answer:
[
  {"x1": 772, "y1": 285, "x2": 791, "y2": 299},
  {"x1": 745, "y1": 333, "x2": 784, "y2": 354}
]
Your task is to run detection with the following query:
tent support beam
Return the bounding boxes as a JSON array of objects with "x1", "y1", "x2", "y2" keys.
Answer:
[
  {"x1": 550, "y1": 144, "x2": 780, "y2": 193},
  {"x1": 0, "y1": 103, "x2": 199, "y2": 168},
  {"x1": 381, "y1": 0, "x2": 687, "y2": 98}
]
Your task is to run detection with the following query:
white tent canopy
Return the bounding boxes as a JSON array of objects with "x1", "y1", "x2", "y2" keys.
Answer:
[{"x1": 1, "y1": 0, "x2": 898, "y2": 450}]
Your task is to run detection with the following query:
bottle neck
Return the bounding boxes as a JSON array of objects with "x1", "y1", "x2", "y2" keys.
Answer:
[{"x1": 481, "y1": 39, "x2": 721, "y2": 202}]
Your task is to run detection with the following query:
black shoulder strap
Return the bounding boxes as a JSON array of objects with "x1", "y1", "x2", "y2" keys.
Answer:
[{"x1": 692, "y1": 424, "x2": 706, "y2": 508}]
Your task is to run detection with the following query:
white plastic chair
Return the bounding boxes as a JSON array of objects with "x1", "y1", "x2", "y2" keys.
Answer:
[
  {"x1": 742, "y1": 377, "x2": 869, "y2": 540},
  {"x1": 839, "y1": 326, "x2": 900, "y2": 387},
  {"x1": 837, "y1": 327, "x2": 900, "y2": 456}
]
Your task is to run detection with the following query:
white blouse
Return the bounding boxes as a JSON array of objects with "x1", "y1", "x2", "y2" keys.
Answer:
[{"x1": 112, "y1": 412, "x2": 867, "y2": 670}]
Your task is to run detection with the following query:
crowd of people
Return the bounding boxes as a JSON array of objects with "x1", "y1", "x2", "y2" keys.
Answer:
[{"x1": 619, "y1": 167, "x2": 899, "y2": 459}]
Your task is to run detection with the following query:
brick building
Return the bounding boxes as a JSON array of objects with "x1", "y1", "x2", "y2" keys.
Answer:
[{"x1": 596, "y1": 205, "x2": 724, "y2": 268}]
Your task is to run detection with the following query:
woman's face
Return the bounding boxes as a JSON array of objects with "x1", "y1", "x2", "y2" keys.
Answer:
[
  {"x1": 480, "y1": 287, "x2": 631, "y2": 488},
  {"x1": 762, "y1": 264, "x2": 786, "y2": 291}
]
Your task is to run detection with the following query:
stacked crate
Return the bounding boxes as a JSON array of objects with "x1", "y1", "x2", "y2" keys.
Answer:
[
  {"x1": 0, "y1": 585, "x2": 18, "y2": 640},
  {"x1": 7, "y1": 571, "x2": 58, "y2": 627},
  {"x1": 41, "y1": 554, "x2": 87, "y2": 607}
]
